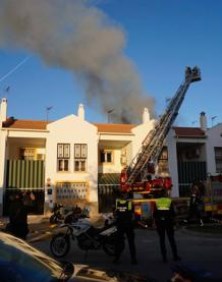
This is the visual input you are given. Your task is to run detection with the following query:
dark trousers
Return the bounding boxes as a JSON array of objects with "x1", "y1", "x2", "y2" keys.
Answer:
[
  {"x1": 115, "y1": 224, "x2": 136, "y2": 261},
  {"x1": 187, "y1": 203, "x2": 202, "y2": 222},
  {"x1": 156, "y1": 221, "x2": 178, "y2": 260},
  {"x1": 6, "y1": 223, "x2": 29, "y2": 240}
]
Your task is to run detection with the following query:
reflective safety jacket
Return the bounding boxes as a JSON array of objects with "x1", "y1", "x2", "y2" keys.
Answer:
[
  {"x1": 116, "y1": 199, "x2": 132, "y2": 211},
  {"x1": 156, "y1": 197, "x2": 172, "y2": 210},
  {"x1": 115, "y1": 199, "x2": 133, "y2": 225},
  {"x1": 153, "y1": 197, "x2": 175, "y2": 223}
]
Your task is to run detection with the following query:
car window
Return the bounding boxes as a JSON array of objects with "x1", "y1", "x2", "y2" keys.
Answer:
[{"x1": 0, "y1": 232, "x2": 62, "y2": 282}]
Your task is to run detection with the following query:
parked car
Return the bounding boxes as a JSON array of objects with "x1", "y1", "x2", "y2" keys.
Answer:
[{"x1": 0, "y1": 231, "x2": 153, "y2": 281}]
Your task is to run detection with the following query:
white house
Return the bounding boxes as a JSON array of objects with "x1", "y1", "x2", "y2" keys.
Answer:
[{"x1": 0, "y1": 98, "x2": 221, "y2": 216}]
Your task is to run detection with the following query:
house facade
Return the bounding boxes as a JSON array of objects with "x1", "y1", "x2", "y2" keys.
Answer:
[{"x1": 0, "y1": 97, "x2": 221, "y2": 216}]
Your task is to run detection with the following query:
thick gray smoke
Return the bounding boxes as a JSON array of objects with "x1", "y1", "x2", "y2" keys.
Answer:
[{"x1": 0, "y1": 0, "x2": 155, "y2": 123}]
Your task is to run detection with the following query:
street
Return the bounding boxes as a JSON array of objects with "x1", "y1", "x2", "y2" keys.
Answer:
[{"x1": 29, "y1": 221, "x2": 222, "y2": 282}]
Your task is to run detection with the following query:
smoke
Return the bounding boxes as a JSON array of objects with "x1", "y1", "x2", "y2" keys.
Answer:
[{"x1": 0, "y1": 0, "x2": 155, "y2": 123}]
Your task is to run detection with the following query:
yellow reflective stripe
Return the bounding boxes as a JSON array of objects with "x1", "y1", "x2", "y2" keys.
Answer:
[
  {"x1": 116, "y1": 199, "x2": 132, "y2": 210},
  {"x1": 116, "y1": 199, "x2": 126, "y2": 208},
  {"x1": 156, "y1": 198, "x2": 172, "y2": 210},
  {"x1": 128, "y1": 201, "x2": 132, "y2": 210}
]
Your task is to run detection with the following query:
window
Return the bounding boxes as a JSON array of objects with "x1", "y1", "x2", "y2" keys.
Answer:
[
  {"x1": 57, "y1": 144, "x2": 70, "y2": 158},
  {"x1": 215, "y1": 147, "x2": 222, "y2": 173},
  {"x1": 20, "y1": 148, "x2": 35, "y2": 160},
  {"x1": 74, "y1": 144, "x2": 87, "y2": 172},
  {"x1": 158, "y1": 147, "x2": 169, "y2": 174},
  {"x1": 57, "y1": 143, "x2": 70, "y2": 172},
  {"x1": 100, "y1": 150, "x2": 113, "y2": 163}
]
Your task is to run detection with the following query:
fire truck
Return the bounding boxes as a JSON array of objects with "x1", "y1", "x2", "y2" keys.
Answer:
[
  {"x1": 204, "y1": 175, "x2": 222, "y2": 217},
  {"x1": 119, "y1": 66, "x2": 201, "y2": 224}
]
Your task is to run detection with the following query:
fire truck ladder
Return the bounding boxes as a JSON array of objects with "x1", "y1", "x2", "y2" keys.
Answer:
[{"x1": 126, "y1": 66, "x2": 201, "y2": 185}]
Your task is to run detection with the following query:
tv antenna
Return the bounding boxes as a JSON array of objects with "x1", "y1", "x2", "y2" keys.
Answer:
[{"x1": 46, "y1": 106, "x2": 53, "y2": 122}]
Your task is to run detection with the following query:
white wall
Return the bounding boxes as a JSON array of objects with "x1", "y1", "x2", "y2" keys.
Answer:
[
  {"x1": 45, "y1": 114, "x2": 98, "y2": 205},
  {"x1": 206, "y1": 123, "x2": 222, "y2": 175},
  {"x1": 166, "y1": 128, "x2": 179, "y2": 197},
  {"x1": 131, "y1": 119, "x2": 155, "y2": 159},
  {"x1": 98, "y1": 148, "x2": 123, "y2": 173}
]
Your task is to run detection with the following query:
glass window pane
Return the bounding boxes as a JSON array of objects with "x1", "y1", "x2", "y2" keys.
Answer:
[
  {"x1": 64, "y1": 144, "x2": 70, "y2": 158},
  {"x1": 75, "y1": 144, "x2": 81, "y2": 158},
  {"x1": 81, "y1": 161, "x2": 86, "y2": 171},
  {"x1": 81, "y1": 144, "x2": 87, "y2": 158},
  {"x1": 64, "y1": 160, "x2": 69, "y2": 171},
  {"x1": 107, "y1": 152, "x2": 112, "y2": 162},
  {"x1": 100, "y1": 151, "x2": 105, "y2": 162},
  {"x1": 58, "y1": 160, "x2": 63, "y2": 171},
  {"x1": 57, "y1": 144, "x2": 63, "y2": 158},
  {"x1": 75, "y1": 161, "x2": 80, "y2": 171}
]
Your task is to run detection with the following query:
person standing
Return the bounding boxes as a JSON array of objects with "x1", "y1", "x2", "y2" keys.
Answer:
[
  {"x1": 113, "y1": 191, "x2": 137, "y2": 265},
  {"x1": 7, "y1": 192, "x2": 29, "y2": 240},
  {"x1": 186, "y1": 180, "x2": 204, "y2": 226},
  {"x1": 23, "y1": 191, "x2": 36, "y2": 214},
  {"x1": 153, "y1": 189, "x2": 181, "y2": 263}
]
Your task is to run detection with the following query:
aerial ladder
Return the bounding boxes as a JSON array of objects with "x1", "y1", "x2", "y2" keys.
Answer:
[{"x1": 120, "y1": 66, "x2": 201, "y2": 194}]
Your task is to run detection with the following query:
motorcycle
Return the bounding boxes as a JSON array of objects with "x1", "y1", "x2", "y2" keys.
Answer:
[
  {"x1": 49, "y1": 203, "x2": 64, "y2": 224},
  {"x1": 49, "y1": 204, "x2": 89, "y2": 225},
  {"x1": 50, "y1": 216, "x2": 124, "y2": 258},
  {"x1": 64, "y1": 206, "x2": 90, "y2": 224}
]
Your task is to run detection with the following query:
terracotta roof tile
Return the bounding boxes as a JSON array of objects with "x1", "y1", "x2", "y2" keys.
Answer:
[
  {"x1": 3, "y1": 118, "x2": 135, "y2": 133},
  {"x1": 173, "y1": 127, "x2": 205, "y2": 137},
  {"x1": 94, "y1": 123, "x2": 135, "y2": 133},
  {"x1": 2, "y1": 118, "x2": 205, "y2": 137},
  {"x1": 2, "y1": 118, "x2": 48, "y2": 130}
]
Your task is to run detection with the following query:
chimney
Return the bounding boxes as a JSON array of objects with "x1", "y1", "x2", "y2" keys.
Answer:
[
  {"x1": 0, "y1": 98, "x2": 7, "y2": 123},
  {"x1": 200, "y1": 111, "x2": 207, "y2": 131},
  {"x1": 77, "y1": 104, "x2": 85, "y2": 120},
  {"x1": 142, "y1": 107, "x2": 150, "y2": 123}
]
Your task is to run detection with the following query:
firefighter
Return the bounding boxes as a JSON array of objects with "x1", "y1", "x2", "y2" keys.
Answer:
[
  {"x1": 113, "y1": 191, "x2": 137, "y2": 265},
  {"x1": 153, "y1": 189, "x2": 181, "y2": 263}
]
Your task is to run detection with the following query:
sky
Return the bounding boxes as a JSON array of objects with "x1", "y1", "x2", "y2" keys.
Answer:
[{"x1": 0, "y1": 0, "x2": 222, "y2": 127}]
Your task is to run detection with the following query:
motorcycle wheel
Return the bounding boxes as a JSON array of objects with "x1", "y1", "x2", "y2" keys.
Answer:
[{"x1": 50, "y1": 233, "x2": 70, "y2": 258}]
